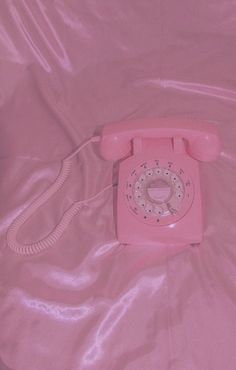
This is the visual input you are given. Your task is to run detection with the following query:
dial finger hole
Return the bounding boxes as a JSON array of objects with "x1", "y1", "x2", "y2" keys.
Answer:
[
  {"x1": 145, "y1": 203, "x2": 153, "y2": 213},
  {"x1": 163, "y1": 169, "x2": 170, "y2": 176},
  {"x1": 176, "y1": 191, "x2": 184, "y2": 200},
  {"x1": 175, "y1": 181, "x2": 183, "y2": 191},
  {"x1": 138, "y1": 199, "x2": 146, "y2": 208},
  {"x1": 171, "y1": 174, "x2": 178, "y2": 183},
  {"x1": 135, "y1": 190, "x2": 142, "y2": 198},
  {"x1": 146, "y1": 169, "x2": 153, "y2": 177},
  {"x1": 139, "y1": 175, "x2": 146, "y2": 182},
  {"x1": 154, "y1": 206, "x2": 163, "y2": 216},
  {"x1": 135, "y1": 182, "x2": 142, "y2": 190},
  {"x1": 155, "y1": 168, "x2": 162, "y2": 175}
]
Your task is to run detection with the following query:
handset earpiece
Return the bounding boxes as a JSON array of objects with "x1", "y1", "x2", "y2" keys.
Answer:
[
  {"x1": 186, "y1": 131, "x2": 221, "y2": 162},
  {"x1": 100, "y1": 135, "x2": 132, "y2": 161}
]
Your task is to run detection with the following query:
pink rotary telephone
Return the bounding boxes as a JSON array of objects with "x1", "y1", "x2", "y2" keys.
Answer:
[{"x1": 100, "y1": 118, "x2": 221, "y2": 247}]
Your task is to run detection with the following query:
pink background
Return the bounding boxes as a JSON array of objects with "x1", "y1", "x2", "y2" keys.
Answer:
[{"x1": 0, "y1": 1, "x2": 236, "y2": 369}]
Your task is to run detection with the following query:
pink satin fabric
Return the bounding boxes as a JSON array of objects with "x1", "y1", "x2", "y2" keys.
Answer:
[{"x1": 1, "y1": 1, "x2": 236, "y2": 369}]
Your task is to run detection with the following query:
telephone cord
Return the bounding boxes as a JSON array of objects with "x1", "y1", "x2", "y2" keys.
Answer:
[{"x1": 7, "y1": 136, "x2": 112, "y2": 256}]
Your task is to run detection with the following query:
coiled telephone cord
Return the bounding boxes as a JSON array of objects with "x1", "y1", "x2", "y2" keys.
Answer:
[{"x1": 7, "y1": 136, "x2": 112, "y2": 256}]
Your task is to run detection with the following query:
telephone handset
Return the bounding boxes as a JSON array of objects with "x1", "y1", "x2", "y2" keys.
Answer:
[{"x1": 100, "y1": 118, "x2": 221, "y2": 246}]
